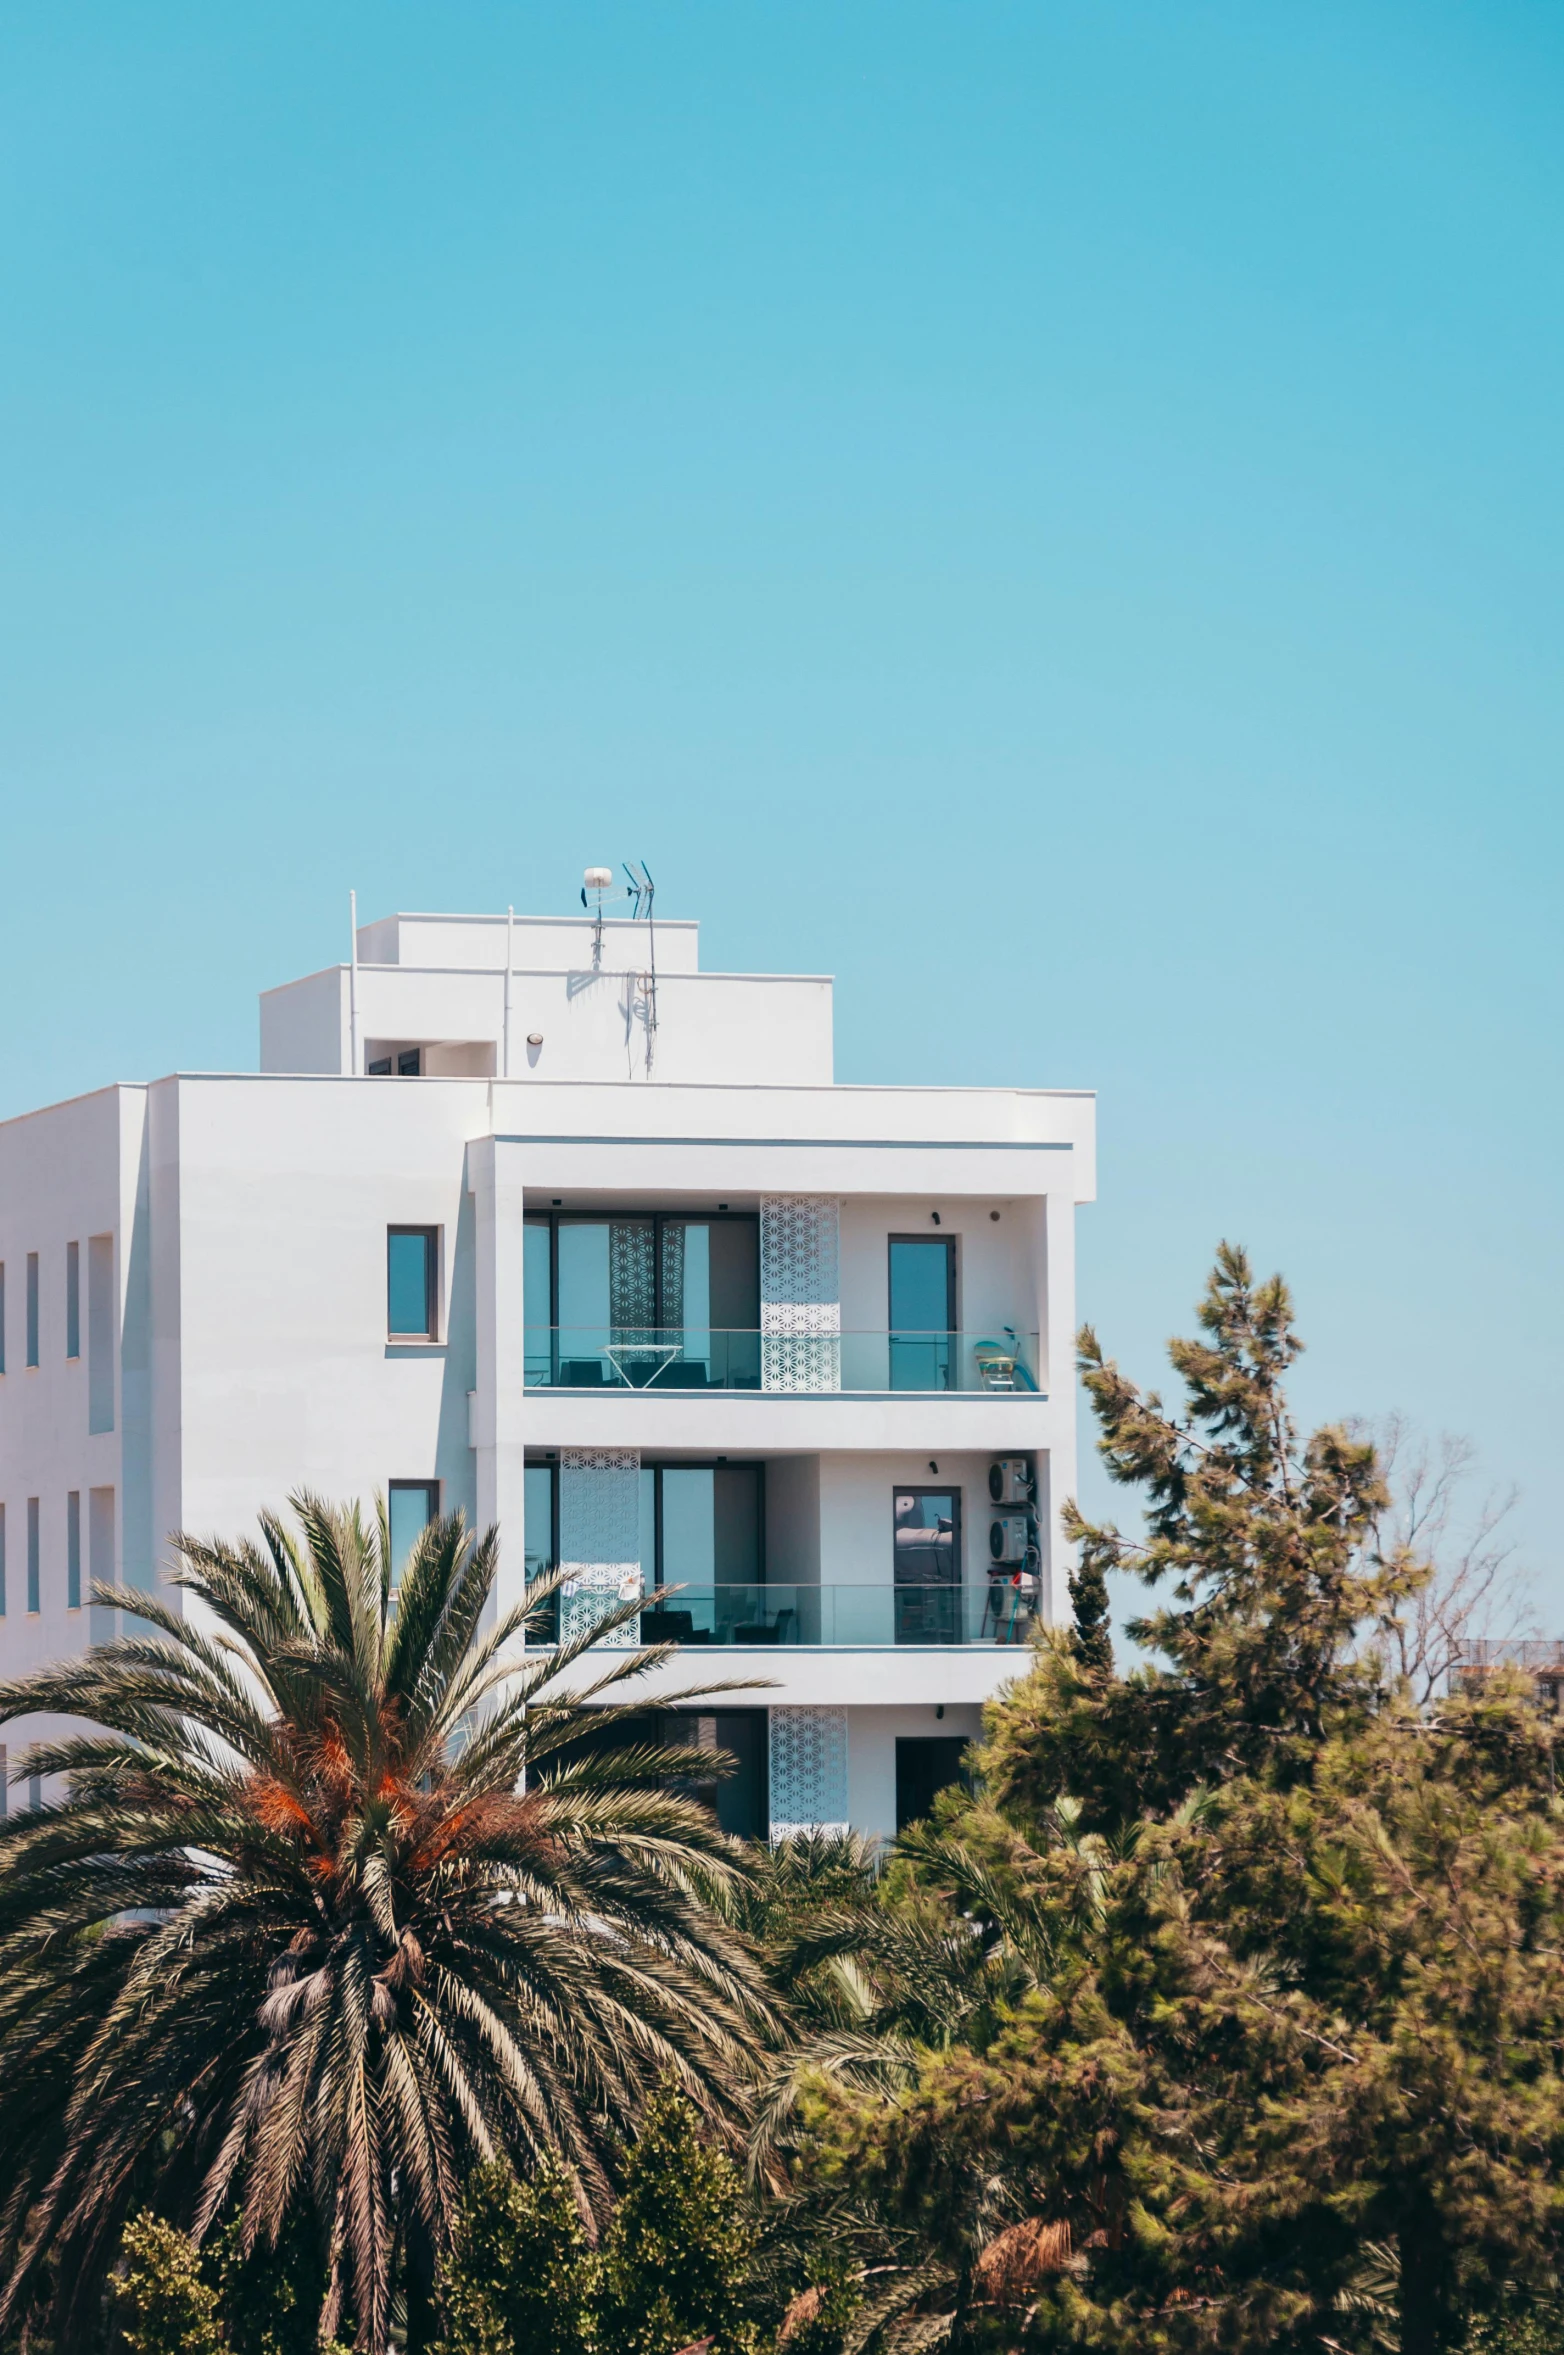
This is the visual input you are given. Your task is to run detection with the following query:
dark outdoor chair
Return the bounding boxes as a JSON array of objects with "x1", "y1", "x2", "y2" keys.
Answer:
[{"x1": 641, "y1": 1607, "x2": 695, "y2": 1644}]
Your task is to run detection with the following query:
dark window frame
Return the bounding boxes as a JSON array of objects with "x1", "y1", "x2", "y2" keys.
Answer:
[
  {"x1": 522, "y1": 1459, "x2": 561, "y2": 1643},
  {"x1": 892, "y1": 1484, "x2": 964, "y2": 1647},
  {"x1": 891, "y1": 1484, "x2": 963, "y2": 1579},
  {"x1": 387, "y1": 1226, "x2": 439, "y2": 1341},
  {"x1": 523, "y1": 1210, "x2": 760, "y2": 1331},
  {"x1": 642, "y1": 1459, "x2": 767, "y2": 1595},
  {"x1": 387, "y1": 1479, "x2": 441, "y2": 1590},
  {"x1": 523, "y1": 1455, "x2": 767, "y2": 1597}
]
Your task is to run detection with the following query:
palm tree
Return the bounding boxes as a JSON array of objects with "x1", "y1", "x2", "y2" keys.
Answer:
[{"x1": 0, "y1": 1496, "x2": 776, "y2": 2352}]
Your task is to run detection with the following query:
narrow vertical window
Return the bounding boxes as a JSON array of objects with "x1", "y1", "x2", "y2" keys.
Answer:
[
  {"x1": 26, "y1": 1253, "x2": 39, "y2": 1367},
  {"x1": 66, "y1": 1240, "x2": 81, "y2": 1359},
  {"x1": 524, "y1": 1462, "x2": 559, "y2": 1642},
  {"x1": 0, "y1": 1261, "x2": 7, "y2": 1373},
  {"x1": 387, "y1": 1481, "x2": 439, "y2": 1591},
  {"x1": 0, "y1": 1502, "x2": 7, "y2": 1614},
  {"x1": 90, "y1": 1488, "x2": 117, "y2": 1645},
  {"x1": 67, "y1": 1491, "x2": 81, "y2": 1609},
  {"x1": 26, "y1": 1498, "x2": 40, "y2": 1613},
  {"x1": 387, "y1": 1228, "x2": 438, "y2": 1340},
  {"x1": 27, "y1": 1774, "x2": 41, "y2": 1813},
  {"x1": 88, "y1": 1235, "x2": 115, "y2": 1433}
]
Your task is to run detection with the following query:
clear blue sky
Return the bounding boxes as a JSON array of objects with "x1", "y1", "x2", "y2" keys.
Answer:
[{"x1": 3, "y1": 4, "x2": 1559, "y2": 1614}]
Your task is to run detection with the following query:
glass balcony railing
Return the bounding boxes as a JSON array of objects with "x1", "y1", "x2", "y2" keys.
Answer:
[
  {"x1": 531, "y1": 1580, "x2": 1041, "y2": 1648},
  {"x1": 523, "y1": 1328, "x2": 1041, "y2": 1394}
]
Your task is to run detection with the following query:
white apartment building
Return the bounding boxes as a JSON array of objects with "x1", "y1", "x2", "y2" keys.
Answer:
[{"x1": 0, "y1": 902, "x2": 1094, "y2": 1841}]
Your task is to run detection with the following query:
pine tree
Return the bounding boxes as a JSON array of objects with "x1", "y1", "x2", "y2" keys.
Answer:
[
  {"x1": 985, "y1": 1241, "x2": 1406, "y2": 1830},
  {"x1": 787, "y1": 1251, "x2": 1564, "y2": 2354},
  {"x1": 596, "y1": 2086, "x2": 760, "y2": 2355},
  {"x1": 1066, "y1": 1547, "x2": 1113, "y2": 1676}
]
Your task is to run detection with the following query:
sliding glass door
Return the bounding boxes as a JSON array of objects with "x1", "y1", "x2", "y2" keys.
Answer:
[
  {"x1": 888, "y1": 1237, "x2": 956, "y2": 1391},
  {"x1": 524, "y1": 1213, "x2": 759, "y2": 1387}
]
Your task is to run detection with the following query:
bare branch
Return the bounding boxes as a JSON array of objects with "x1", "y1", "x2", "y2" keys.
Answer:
[{"x1": 1357, "y1": 1417, "x2": 1534, "y2": 1706}]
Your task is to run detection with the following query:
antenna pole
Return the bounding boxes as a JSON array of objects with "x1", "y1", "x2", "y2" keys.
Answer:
[
  {"x1": 348, "y1": 889, "x2": 360, "y2": 1075},
  {"x1": 502, "y1": 904, "x2": 514, "y2": 1078},
  {"x1": 639, "y1": 863, "x2": 658, "y2": 1075}
]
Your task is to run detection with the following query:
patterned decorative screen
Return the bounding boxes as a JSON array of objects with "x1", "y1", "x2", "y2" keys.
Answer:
[
  {"x1": 768, "y1": 1706, "x2": 849, "y2": 1840},
  {"x1": 608, "y1": 1223, "x2": 655, "y2": 1335},
  {"x1": 759, "y1": 1196, "x2": 841, "y2": 1392},
  {"x1": 558, "y1": 1448, "x2": 642, "y2": 1648}
]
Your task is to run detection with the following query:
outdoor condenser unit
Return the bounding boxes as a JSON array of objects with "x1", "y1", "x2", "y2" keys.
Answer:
[
  {"x1": 988, "y1": 1458, "x2": 1034, "y2": 1505},
  {"x1": 989, "y1": 1513, "x2": 1034, "y2": 1566}
]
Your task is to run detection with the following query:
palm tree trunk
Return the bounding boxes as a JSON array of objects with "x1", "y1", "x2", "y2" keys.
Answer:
[{"x1": 1399, "y1": 2191, "x2": 1453, "y2": 2355}]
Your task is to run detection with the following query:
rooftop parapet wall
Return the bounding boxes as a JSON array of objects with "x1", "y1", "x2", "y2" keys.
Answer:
[{"x1": 354, "y1": 910, "x2": 701, "y2": 973}]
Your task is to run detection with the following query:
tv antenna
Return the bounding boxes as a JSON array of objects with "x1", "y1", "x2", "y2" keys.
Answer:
[
  {"x1": 578, "y1": 862, "x2": 659, "y2": 1071},
  {"x1": 581, "y1": 866, "x2": 614, "y2": 969},
  {"x1": 624, "y1": 861, "x2": 657, "y2": 1072}
]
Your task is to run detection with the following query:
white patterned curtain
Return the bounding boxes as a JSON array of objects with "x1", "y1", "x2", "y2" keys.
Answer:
[
  {"x1": 759, "y1": 1196, "x2": 841, "y2": 1392},
  {"x1": 768, "y1": 1706, "x2": 849, "y2": 1839},
  {"x1": 558, "y1": 1447, "x2": 642, "y2": 1648}
]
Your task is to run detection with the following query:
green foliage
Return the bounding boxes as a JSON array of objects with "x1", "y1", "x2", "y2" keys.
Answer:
[
  {"x1": 775, "y1": 2253, "x2": 861, "y2": 2355},
  {"x1": 114, "y1": 2216, "x2": 225, "y2": 2355},
  {"x1": 0, "y1": 1496, "x2": 771, "y2": 2349},
  {"x1": 597, "y1": 2085, "x2": 763, "y2": 2355},
  {"x1": 779, "y1": 1249, "x2": 1564, "y2": 2355},
  {"x1": 207, "y1": 2206, "x2": 330, "y2": 2355},
  {"x1": 433, "y1": 2164, "x2": 594, "y2": 2355},
  {"x1": 987, "y1": 1242, "x2": 1407, "y2": 1832},
  {"x1": 1066, "y1": 1546, "x2": 1112, "y2": 1677}
]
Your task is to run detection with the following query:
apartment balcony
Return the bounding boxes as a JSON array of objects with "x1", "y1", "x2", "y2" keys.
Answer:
[
  {"x1": 520, "y1": 1326, "x2": 1050, "y2": 1449},
  {"x1": 525, "y1": 1326, "x2": 1040, "y2": 1393},
  {"x1": 539, "y1": 1579, "x2": 1040, "y2": 1651}
]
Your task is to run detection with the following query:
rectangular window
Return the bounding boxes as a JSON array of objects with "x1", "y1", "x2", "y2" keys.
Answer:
[
  {"x1": 27, "y1": 1497, "x2": 40, "y2": 1613},
  {"x1": 26, "y1": 1252, "x2": 39, "y2": 1367},
  {"x1": 895, "y1": 1737, "x2": 971, "y2": 1832},
  {"x1": 387, "y1": 1480, "x2": 439, "y2": 1591},
  {"x1": 90, "y1": 1488, "x2": 116, "y2": 1645},
  {"x1": 27, "y1": 1774, "x2": 41, "y2": 1814},
  {"x1": 524, "y1": 1461, "x2": 559, "y2": 1642},
  {"x1": 524, "y1": 1218, "x2": 553, "y2": 1384},
  {"x1": 66, "y1": 1240, "x2": 80, "y2": 1359},
  {"x1": 636, "y1": 1463, "x2": 764, "y2": 1642},
  {"x1": 67, "y1": 1491, "x2": 81, "y2": 1609},
  {"x1": 88, "y1": 1235, "x2": 115, "y2": 1432},
  {"x1": 892, "y1": 1487, "x2": 961, "y2": 1645},
  {"x1": 524, "y1": 1212, "x2": 760, "y2": 1389},
  {"x1": 387, "y1": 1228, "x2": 438, "y2": 1340}
]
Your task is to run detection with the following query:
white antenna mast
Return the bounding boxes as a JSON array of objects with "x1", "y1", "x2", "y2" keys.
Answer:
[
  {"x1": 625, "y1": 861, "x2": 657, "y2": 1074},
  {"x1": 502, "y1": 903, "x2": 514, "y2": 1077},
  {"x1": 348, "y1": 889, "x2": 360, "y2": 1075},
  {"x1": 581, "y1": 866, "x2": 613, "y2": 969}
]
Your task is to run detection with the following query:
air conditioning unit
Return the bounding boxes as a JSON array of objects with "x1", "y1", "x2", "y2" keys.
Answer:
[
  {"x1": 988, "y1": 1458, "x2": 1034, "y2": 1505},
  {"x1": 989, "y1": 1513, "x2": 1034, "y2": 1566}
]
